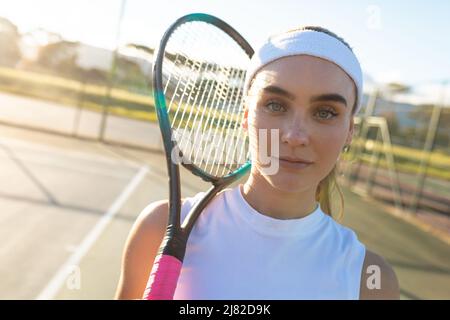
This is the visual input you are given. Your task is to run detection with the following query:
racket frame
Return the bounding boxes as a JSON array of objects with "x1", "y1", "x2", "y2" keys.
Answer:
[{"x1": 145, "y1": 13, "x2": 253, "y2": 299}]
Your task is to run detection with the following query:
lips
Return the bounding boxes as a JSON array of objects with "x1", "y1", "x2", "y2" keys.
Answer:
[
  {"x1": 276, "y1": 157, "x2": 314, "y2": 170},
  {"x1": 279, "y1": 156, "x2": 314, "y2": 164}
]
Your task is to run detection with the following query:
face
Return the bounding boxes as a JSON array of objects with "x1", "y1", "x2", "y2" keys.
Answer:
[{"x1": 243, "y1": 55, "x2": 356, "y2": 193}]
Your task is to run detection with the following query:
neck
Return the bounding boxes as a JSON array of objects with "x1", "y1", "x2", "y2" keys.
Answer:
[{"x1": 241, "y1": 172, "x2": 319, "y2": 220}]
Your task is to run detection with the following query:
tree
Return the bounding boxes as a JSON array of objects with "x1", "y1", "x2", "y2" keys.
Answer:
[
  {"x1": 36, "y1": 40, "x2": 80, "y2": 77},
  {"x1": 0, "y1": 17, "x2": 21, "y2": 66}
]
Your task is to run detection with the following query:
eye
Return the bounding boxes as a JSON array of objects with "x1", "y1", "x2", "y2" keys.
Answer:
[
  {"x1": 315, "y1": 107, "x2": 339, "y2": 120},
  {"x1": 265, "y1": 100, "x2": 286, "y2": 113}
]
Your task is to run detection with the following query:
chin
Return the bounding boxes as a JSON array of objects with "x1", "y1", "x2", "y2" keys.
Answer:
[{"x1": 263, "y1": 172, "x2": 315, "y2": 194}]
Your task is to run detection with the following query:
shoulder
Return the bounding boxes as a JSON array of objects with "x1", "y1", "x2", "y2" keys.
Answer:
[
  {"x1": 136, "y1": 200, "x2": 169, "y2": 231},
  {"x1": 359, "y1": 250, "x2": 400, "y2": 300},
  {"x1": 132, "y1": 193, "x2": 200, "y2": 229},
  {"x1": 115, "y1": 200, "x2": 169, "y2": 299},
  {"x1": 116, "y1": 196, "x2": 198, "y2": 299},
  {"x1": 134, "y1": 187, "x2": 224, "y2": 234}
]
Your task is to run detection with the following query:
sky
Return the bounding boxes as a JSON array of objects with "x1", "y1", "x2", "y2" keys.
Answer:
[{"x1": 1, "y1": 0, "x2": 449, "y2": 91}]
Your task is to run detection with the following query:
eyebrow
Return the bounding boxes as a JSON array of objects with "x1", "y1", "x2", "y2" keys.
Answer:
[{"x1": 261, "y1": 85, "x2": 348, "y2": 107}]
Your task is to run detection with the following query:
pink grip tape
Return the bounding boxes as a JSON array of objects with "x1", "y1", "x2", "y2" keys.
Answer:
[{"x1": 142, "y1": 254, "x2": 182, "y2": 300}]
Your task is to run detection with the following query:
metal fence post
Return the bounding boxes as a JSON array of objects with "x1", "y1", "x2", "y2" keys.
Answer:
[
  {"x1": 409, "y1": 82, "x2": 446, "y2": 212},
  {"x1": 98, "y1": 0, "x2": 127, "y2": 141}
]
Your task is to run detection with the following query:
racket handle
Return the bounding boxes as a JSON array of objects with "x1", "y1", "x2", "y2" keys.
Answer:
[{"x1": 142, "y1": 254, "x2": 182, "y2": 300}]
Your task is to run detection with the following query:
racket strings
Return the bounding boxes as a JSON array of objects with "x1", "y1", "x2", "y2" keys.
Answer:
[
  {"x1": 167, "y1": 24, "x2": 220, "y2": 138},
  {"x1": 191, "y1": 42, "x2": 229, "y2": 166},
  {"x1": 211, "y1": 67, "x2": 246, "y2": 176},
  {"x1": 162, "y1": 21, "x2": 250, "y2": 178},
  {"x1": 179, "y1": 61, "x2": 217, "y2": 150},
  {"x1": 165, "y1": 24, "x2": 202, "y2": 115},
  {"x1": 193, "y1": 58, "x2": 233, "y2": 167}
]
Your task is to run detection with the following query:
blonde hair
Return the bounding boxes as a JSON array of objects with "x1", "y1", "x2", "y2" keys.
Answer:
[{"x1": 315, "y1": 164, "x2": 345, "y2": 222}]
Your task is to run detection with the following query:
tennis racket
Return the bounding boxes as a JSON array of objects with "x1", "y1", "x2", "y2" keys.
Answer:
[{"x1": 142, "y1": 13, "x2": 254, "y2": 300}]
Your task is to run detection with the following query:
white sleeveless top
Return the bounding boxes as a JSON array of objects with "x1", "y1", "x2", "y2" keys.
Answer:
[{"x1": 173, "y1": 185, "x2": 366, "y2": 300}]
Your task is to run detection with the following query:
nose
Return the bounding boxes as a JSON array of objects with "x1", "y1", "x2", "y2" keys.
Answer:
[{"x1": 281, "y1": 116, "x2": 310, "y2": 147}]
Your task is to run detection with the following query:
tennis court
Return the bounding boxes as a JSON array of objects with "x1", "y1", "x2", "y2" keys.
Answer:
[
  {"x1": 0, "y1": 121, "x2": 208, "y2": 299},
  {"x1": 0, "y1": 120, "x2": 448, "y2": 300}
]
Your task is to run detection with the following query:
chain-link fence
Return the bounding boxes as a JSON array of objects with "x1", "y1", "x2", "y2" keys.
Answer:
[
  {"x1": 340, "y1": 81, "x2": 450, "y2": 225},
  {"x1": 0, "y1": 13, "x2": 448, "y2": 224}
]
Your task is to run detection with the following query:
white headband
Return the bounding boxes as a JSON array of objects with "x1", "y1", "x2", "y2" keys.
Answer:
[{"x1": 244, "y1": 29, "x2": 363, "y2": 114}]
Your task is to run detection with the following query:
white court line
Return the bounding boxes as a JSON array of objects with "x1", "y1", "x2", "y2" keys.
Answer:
[{"x1": 35, "y1": 165, "x2": 149, "y2": 300}]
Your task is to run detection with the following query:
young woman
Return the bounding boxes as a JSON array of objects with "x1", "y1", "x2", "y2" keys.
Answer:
[{"x1": 115, "y1": 26, "x2": 400, "y2": 300}]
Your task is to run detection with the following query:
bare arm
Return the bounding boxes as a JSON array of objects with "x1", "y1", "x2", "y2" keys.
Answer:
[
  {"x1": 115, "y1": 200, "x2": 169, "y2": 300},
  {"x1": 359, "y1": 250, "x2": 400, "y2": 300}
]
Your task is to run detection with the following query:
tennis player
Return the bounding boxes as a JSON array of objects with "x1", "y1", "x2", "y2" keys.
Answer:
[{"x1": 116, "y1": 26, "x2": 400, "y2": 300}]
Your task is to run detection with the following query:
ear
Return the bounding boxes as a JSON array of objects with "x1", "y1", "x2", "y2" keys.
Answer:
[{"x1": 345, "y1": 116, "x2": 354, "y2": 146}]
